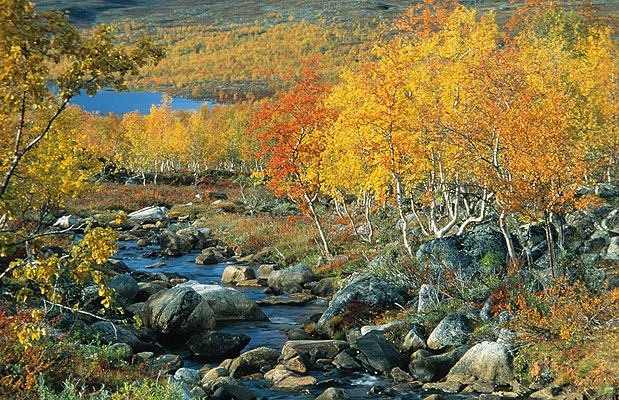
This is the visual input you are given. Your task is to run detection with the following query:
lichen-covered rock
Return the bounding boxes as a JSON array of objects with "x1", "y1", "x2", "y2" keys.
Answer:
[
  {"x1": 180, "y1": 281, "x2": 267, "y2": 321},
  {"x1": 316, "y1": 276, "x2": 410, "y2": 337},
  {"x1": 316, "y1": 388, "x2": 351, "y2": 400},
  {"x1": 280, "y1": 340, "x2": 349, "y2": 361},
  {"x1": 176, "y1": 226, "x2": 209, "y2": 250},
  {"x1": 267, "y1": 263, "x2": 316, "y2": 295},
  {"x1": 403, "y1": 323, "x2": 427, "y2": 353},
  {"x1": 159, "y1": 230, "x2": 192, "y2": 256},
  {"x1": 109, "y1": 273, "x2": 138, "y2": 303},
  {"x1": 221, "y1": 265, "x2": 256, "y2": 284},
  {"x1": 128, "y1": 206, "x2": 169, "y2": 225},
  {"x1": 228, "y1": 347, "x2": 280, "y2": 378},
  {"x1": 427, "y1": 312, "x2": 472, "y2": 350},
  {"x1": 187, "y1": 331, "x2": 250, "y2": 359},
  {"x1": 446, "y1": 341, "x2": 514, "y2": 382},
  {"x1": 409, "y1": 346, "x2": 471, "y2": 382},
  {"x1": 355, "y1": 331, "x2": 404, "y2": 373},
  {"x1": 418, "y1": 284, "x2": 441, "y2": 313},
  {"x1": 141, "y1": 286, "x2": 215, "y2": 342}
]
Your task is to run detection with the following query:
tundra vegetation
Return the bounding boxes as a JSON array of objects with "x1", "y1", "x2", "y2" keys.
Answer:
[{"x1": 0, "y1": 0, "x2": 618, "y2": 398}]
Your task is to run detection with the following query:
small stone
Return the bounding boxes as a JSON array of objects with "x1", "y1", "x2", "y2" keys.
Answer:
[
  {"x1": 422, "y1": 381, "x2": 464, "y2": 394},
  {"x1": 144, "y1": 262, "x2": 166, "y2": 269},
  {"x1": 391, "y1": 367, "x2": 413, "y2": 383},
  {"x1": 315, "y1": 387, "x2": 350, "y2": 400}
]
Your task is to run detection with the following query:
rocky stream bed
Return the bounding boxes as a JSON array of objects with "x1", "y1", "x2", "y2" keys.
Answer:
[{"x1": 64, "y1": 201, "x2": 619, "y2": 400}]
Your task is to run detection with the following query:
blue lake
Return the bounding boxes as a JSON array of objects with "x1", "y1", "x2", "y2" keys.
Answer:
[{"x1": 71, "y1": 91, "x2": 217, "y2": 115}]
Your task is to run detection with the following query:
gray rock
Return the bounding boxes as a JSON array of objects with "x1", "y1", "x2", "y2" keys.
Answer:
[
  {"x1": 333, "y1": 349, "x2": 362, "y2": 370},
  {"x1": 128, "y1": 206, "x2": 169, "y2": 225},
  {"x1": 268, "y1": 263, "x2": 317, "y2": 295},
  {"x1": 190, "y1": 386, "x2": 206, "y2": 400},
  {"x1": 141, "y1": 285, "x2": 215, "y2": 342},
  {"x1": 584, "y1": 230, "x2": 611, "y2": 253},
  {"x1": 601, "y1": 209, "x2": 619, "y2": 234},
  {"x1": 305, "y1": 277, "x2": 335, "y2": 297},
  {"x1": 104, "y1": 259, "x2": 132, "y2": 274},
  {"x1": 187, "y1": 331, "x2": 250, "y2": 359},
  {"x1": 596, "y1": 184, "x2": 619, "y2": 199},
  {"x1": 143, "y1": 353, "x2": 183, "y2": 374},
  {"x1": 179, "y1": 281, "x2": 268, "y2": 321},
  {"x1": 135, "y1": 282, "x2": 166, "y2": 302},
  {"x1": 228, "y1": 347, "x2": 280, "y2": 378},
  {"x1": 316, "y1": 387, "x2": 350, "y2": 400},
  {"x1": 605, "y1": 237, "x2": 619, "y2": 261},
  {"x1": 409, "y1": 345, "x2": 471, "y2": 382},
  {"x1": 427, "y1": 312, "x2": 472, "y2": 350},
  {"x1": 271, "y1": 374, "x2": 318, "y2": 390},
  {"x1": 195, "y1": 247, "x2": 226, "y2": 265},
  {"x1": 416, "y1": 228, "x2": 508, "y2": 273},
  {"x1": 176, "y1": 226, "x2": 209, "y2": 250},
  {"x1": 256, "y1": 264, "x2": 281, "y2": 280},
  {"x1": 204, "y1": 377, "x2": 256, "y2": 400},
  {"x1": 316, "y1": 276, "x2": 410, "y2": 337},
  {"x1": 221, "y1": 265, "x2": 256, "y2": 284},
  {"x1": 109, "y1": 274, "x2": 139, "y2": 303},
  {"x1": 174, "y1": 368, "x2": 200, "y2": 386},
  {"x1": 53, "y1": 215, "x2": 81, "y2": 229},
  {"x1": 355, "y1": 330, "x2": 404, "y2": 373},
  {"x1": 281, "y1": 340, "x2": 349, "y2": 361},
  {"x1": 402, "y1": 323, "x2": 427, "y2": 353},
  {"x1": 446, "y1": 341, "x2": 514, "y2": 382},
  {"x1": 91, "y1": 321, "x2": 141, "y2": 349},
  {"x1": 418, "y1": 284, "x2": 441, "y2": 313},
  {"x1": 159, "y1": 230, "x2": 192, "y2": 257}
]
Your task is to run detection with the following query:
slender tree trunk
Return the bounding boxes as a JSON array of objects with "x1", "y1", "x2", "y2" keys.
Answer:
[
  {"x1": 395, "y1": 178, "x2": 413, "y2": 257},
  {"x1": 544, "y1": 213, "x2": 557, "y2": 278},
  {"x1": 304, "y1": 193, "x2": 332, "y2": 259},
  {"x1": 499, "y1": 212, "x2": 518, "y2": 263}
]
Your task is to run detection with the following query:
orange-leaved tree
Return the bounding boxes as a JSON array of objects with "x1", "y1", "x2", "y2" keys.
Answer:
[{"x1": 248, "y1": 61, "x2": 338, "y2": 258}]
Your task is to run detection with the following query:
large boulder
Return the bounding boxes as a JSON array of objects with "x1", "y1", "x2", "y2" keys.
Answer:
[
  {"x1": 141, "y1": 285, "x2": 215, "y2": 342},
  {"x1": 601, "y1": 209, "x2": 619, "y2": 234},
  {"x1": 195, "y1": 247, "x2": 226, "y2": 265},
  {"x1": 135, "y1": 282, "x2": 166, "y2": 302},
  {"x1": 418, "y1": 284, "x2": 441, "y2": 313},
  {"x1": 203, "y1": 377, "x2": 256, "y2": 400},
  {"x1": 281, "y1": 340, "x2": 349, "y2": 362},
  {"x1": 91, "y1": 321, "x2": 141, "y2": 350},
  {"x1": 176, "y1": 226, "x2": 209, "y2": 250},
  {"x1": 267, "y1": 263, "x2": 316, "y2": 295},
  {"x1": 316, "y1": 276, "x2": 410, "y2": 337},
  {"x1": 316, "y1": 388, "x2": 351, "y2": 400},
  {"x1": 187, "y1": 331, "x2": 250, "y2": 359},
  {"x1": 159, "y1": 230, "x2": 192, "y2": 257},
  {"x1": 402, "y1": 323, "x2": 427, "y2": 353},
  {"x1": 256, "y1": 264, "x2": 281, "y2": 280},
  {"x1": 128, "y1": 206, "x2": 169, "y2": 225},
  {"x1": 179, "y1": 281, "x2": 268, "y2": 321},
  {"x1": 108, "y1": 274, "x2": 139, "y2": 303},
  {"x1": 416, "y1": 228, "x2": 508, "y2": 273},
  {"x1": 355, "y1": 330, "x2": 404, "y2": 373},
  {"x1": 427, "y1": 311, "x2": 473, "y2": 350},
  {"x1": 446, "y1": 341, "x2": 514, "y2": 382},
  {"x1": 221, "y1": 265, "x2": 256, "y2": 284},
  {"x1": 228, "y1": 347, "x2": 280, "y2": 378},
  {"x1": 409, "y1": 346, "x2": 471, "y2": 382}
]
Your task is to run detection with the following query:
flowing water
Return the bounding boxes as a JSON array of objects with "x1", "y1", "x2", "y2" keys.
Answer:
[{"x1": 116, "y1": 241, "x2": 432, "y2": 400}]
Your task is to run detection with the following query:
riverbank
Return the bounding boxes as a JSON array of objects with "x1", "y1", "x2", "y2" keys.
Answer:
[{"x1": 0, "y1": 177, "x2": 617, "y2": 399}]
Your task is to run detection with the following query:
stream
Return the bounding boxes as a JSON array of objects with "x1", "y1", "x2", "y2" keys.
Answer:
[{"x1": 115, "y1": 241, "x2": 431, "y2": 400}]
